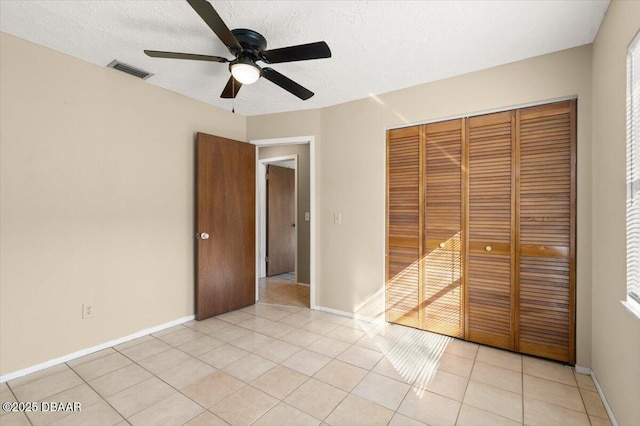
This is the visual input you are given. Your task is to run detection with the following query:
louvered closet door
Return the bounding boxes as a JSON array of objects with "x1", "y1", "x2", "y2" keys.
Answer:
[
  {"x1": 422, "y1": 119, "x2": 464, "y2": 337},
  {"x1": 466, "y1": 111, "x2": 515, "y2": 349},
  {"x1": 386, "y1": 126, "x2": 420, "y2": 327},
  {"x1": 517, "y1": 100, "x2": 576, "y2": 362}
]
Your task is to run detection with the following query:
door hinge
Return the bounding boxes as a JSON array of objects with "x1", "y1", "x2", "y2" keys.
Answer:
[
  {"x1": 265, "y1": 256, "x2": 269, "y2": 263},
  {"x1": 266, "y1": 173, "x2": 269, "y2": 180}
]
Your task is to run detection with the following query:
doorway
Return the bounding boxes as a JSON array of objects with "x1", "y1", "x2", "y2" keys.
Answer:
[
  {"x1": 254, "y1": 137, "x2": 315, "y2": 308},
  {"x1": 264, "y1": 159, "x2": 297, "y2": 278}
]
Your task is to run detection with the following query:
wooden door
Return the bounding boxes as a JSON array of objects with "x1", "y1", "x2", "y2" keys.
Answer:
[
  {"x1": 517, "y1": 101, "x2": 576, "y2": 362},
  {"x1": 196, "y1": 132, "x2": 255, "y2": 320},
  {"x1": 386, "y1": 126, "x2": 421, "y2": 327},
  {"x1": 266, "y1": 165, "x2": 296, "y2": 276},
  {"x1": 422, "y1": 119, "x2": 464, "y2": 337},
  {"x1": 466, "y1": 111, "x2": 515, "y2": 350}
]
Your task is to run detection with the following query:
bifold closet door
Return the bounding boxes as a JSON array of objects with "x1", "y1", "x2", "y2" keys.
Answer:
[
  {"x1": 466, "y1": 111, "x2": 515, "y2": 350},
  {"x1": 386, "y1": 126, "x2": 420, "y2": 327},
  {"x1": 517, "y1": 101, "x2": 576, "y2": 362},
  {"x1": 422, "y1": 119, "x2": 464, "y2": 337},
  {"x1": 385, "y1": 101, "x2": 576, "y2": 363}
]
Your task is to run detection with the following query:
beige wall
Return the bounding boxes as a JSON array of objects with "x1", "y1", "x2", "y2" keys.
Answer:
[
  {"x1": 258, "y1": 144, "x2": 311, "y2": 283},
  {"x1": 248, "y1": 45, "x2": 594, "y2": 367},
  {"x1": 591, "y1": 1, "x2": 640, "y2": 425},
  {"x1": 0, "y1": 33, "x2": 246, "y2": 375}
]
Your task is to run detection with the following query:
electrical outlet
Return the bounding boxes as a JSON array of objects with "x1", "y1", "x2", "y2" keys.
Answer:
[{"x1": 82, "y1": 303, "x2": 94, "y2": 319}]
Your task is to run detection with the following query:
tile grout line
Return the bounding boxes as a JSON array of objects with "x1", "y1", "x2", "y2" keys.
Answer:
[
  {"x1": 521, "y1": 369, "x2": 601, "y2": 418},
  {"x1": 65, "y1": 362, "x2": 125, "y2": 426},
  {"x1": 66, "y1": 332, "x2": 212, "y2": 421},
  {"x1": 454, "y1": 345, "x2": 479, "y2": 425},
  {"x1": 388, "y1": 333, "x2": 443, "y2": 424},
  {"x1": 245, "y1": 377, "x2": 315, "y2": 425},
  {"x1": 386, "y1": 371, "x2": 414, "y2": 426},
  {"x1": 10, "y1": 359, "x2": 123, "y2": 426},
  {"x1": 69, "y1": 347, "x2": 159, "y2": 425},
  {"x1": 215, "y1": 323, "x2": 359, "y2": 424},
  {"x1": 573, "y1": 371, "x2": 598, "y2": 426},
  {"x1": 270, "y1": 323, "x2": 361, "y2": 424},
  {"x1": 522, "y1": 350, "x2": 525, "y2": 425},
  {"x1": 4, "y1": 381, "x2": 35, "y2": 426},
  {"x1": 110, "y1": 336, "x2": 215, "y2": 423},
  {"x1": 247, "y1": 318, "x2": 398, "y2": 425}
]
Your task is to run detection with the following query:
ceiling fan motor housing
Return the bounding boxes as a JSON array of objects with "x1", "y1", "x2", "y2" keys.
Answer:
[{"x1": 231, "y1": 28, "x2": 267, "y2": 61}]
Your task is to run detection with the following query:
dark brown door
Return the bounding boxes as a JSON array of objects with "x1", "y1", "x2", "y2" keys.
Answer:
[
  {"x1": 196, "y1": 132, "x2": 255, "y2": 320},
  {"x1": 266, "y1": 165, "x2": 295, "y2": 276}
]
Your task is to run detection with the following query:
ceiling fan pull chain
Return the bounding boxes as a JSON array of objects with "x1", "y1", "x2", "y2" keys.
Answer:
[{"x1": 232, "y1": 78, "x2": 235, "y2": 113}]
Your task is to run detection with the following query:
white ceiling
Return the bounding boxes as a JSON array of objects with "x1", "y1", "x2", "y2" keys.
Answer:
[{"x1": 0, "y1": 0, "x2": 609, "y2": 116}]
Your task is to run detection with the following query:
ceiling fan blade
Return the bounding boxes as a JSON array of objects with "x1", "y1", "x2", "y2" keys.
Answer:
[
  {"x1": 262, "y1": 41, "x2": 331, "y2": 64},
  {"x1": 262, "y1": 68, "x2": 314, "y2": 100},
  {"x1": 186, "y1": 0, "x2": 242, "y2": 51},
  {"x1": 144, "y1": 50, "x2": 229, "y2": 63},
  {"x1": 221, "y1": 76, "x2": 243, "y2": 98}
]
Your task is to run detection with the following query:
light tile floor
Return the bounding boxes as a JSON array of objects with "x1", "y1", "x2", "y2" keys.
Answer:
[
  {"x1": 258, "y1": 273, "x2": 309, "y2": 307},
  {"x1": 1, "y1": 304, "x2": 611, "y2": 426}
]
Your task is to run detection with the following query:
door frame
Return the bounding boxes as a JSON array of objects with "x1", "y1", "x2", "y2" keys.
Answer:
[
  {"x1": 259, "y1": 155, "x2": 298, "y2": 280},
  {"x1": 251, "y1": 136, "x2": 317, "y2": 309}
]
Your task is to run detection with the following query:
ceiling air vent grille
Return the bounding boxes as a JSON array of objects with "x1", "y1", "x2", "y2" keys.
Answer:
[{"x1": 107, "y1": 60, "x2": 153, "y2": 80}]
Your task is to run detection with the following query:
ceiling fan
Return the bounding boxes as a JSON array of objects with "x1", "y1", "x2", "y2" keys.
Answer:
[{"x1": 144, "y1": 0, "x2": 331, "y2": 100}]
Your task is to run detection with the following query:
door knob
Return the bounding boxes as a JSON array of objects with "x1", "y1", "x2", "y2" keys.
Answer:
[
  {"x1": 485, "y1": 245, "x2": 492, "y2": 252},
  {"x1": 439, "y1": 242, "x2": 445, "y2": 248},
  {"x1": 199, "y1": 232, "x2": 209, "y2": 240}
]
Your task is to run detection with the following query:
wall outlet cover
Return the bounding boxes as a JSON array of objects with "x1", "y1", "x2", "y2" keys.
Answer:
[{"x1": 82, "y1": 303, "x2": 94, "y2": 319}]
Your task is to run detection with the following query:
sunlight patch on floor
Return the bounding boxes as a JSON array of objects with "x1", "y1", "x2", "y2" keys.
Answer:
[{"x1": 353, "y1": 287, "x2": 452, "y2": 397}]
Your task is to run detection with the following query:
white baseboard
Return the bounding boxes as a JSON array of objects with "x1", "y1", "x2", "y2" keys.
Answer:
[
  {"x1": 315, "y1": 305, "x2": 388, "y2": 327},
  {"x1": 577, "y1": 367, "x2": 618, "y2": 426},
  {"x1": 0, "y1": 314, "x2": 195, "y2": 383},
  {"x1": 574, "y1": 365, "x2": 591, "y2": 375},
  {"x1": 315, "y1": 305, "x2": 354, "y2": 318}
]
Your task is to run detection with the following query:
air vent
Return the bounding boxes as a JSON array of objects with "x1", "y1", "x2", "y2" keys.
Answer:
[{"x1": 106, "y1": 60, "x2": 153, "y2": 80}]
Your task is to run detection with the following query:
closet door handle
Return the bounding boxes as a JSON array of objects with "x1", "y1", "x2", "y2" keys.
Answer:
[
  {"x1": 485, "y1": 245, "x2": 492, "y2": 252},
  {"x1": 439, "y1": 242, "x2": 445, "y2": 248}
]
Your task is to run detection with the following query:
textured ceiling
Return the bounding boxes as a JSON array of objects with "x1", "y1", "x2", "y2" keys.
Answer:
[{"x1": 0, "y1": 0, "x2": 609, "y2": 116}]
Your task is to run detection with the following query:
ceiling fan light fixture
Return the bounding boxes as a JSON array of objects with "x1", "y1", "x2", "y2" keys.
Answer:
[{"x1": 230, "y1": 60, "x2": 260, "y2": 85}]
